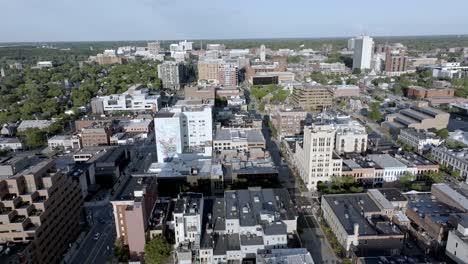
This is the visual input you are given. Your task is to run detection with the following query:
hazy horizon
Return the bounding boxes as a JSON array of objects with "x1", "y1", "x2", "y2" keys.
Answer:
[{"x1": 2, "y1": 0, "x2": 468, "y2": 42}]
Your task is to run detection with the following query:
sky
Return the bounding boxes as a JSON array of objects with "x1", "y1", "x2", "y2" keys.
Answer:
[{"x1": 1, "y1": 0, "x2": 468, "y2": 42}]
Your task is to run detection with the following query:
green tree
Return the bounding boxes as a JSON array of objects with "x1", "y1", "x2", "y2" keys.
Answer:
[
  {"x1": 368, "y1": 102, "x2": 382, "y2": 121},
  {"x1": 271, "y1": 90, "x2": 290, "y2": 103},
  {"x1": 437, "y1": 128, "x2": 449, "y2": 139},
  {"x1": 114, "y1": 239, "x2": 129, "y2": 262},
  {"x1": 287, "y1": 55, "x2": 301, "y2": 64},
  {"x1": 352, "y1": 68, "x2": 361, "y2": 75},
  {"x1": 399, "y1": 172, "x2": 415, "y2": 188},
  {"x1": 144, "y1": 237, "x2": 171, "y2": 264},
  {"x1": 424, "y1": 171, "x2": 444, "y2": 184},
  {"x1": 452, "y1": 170, "x2": 462, "y2": 181},
  {"x1": 19, "y1": 128, "x2": 46, "y2": 149}
]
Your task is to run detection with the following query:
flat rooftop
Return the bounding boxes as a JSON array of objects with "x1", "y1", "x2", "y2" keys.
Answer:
[
  {"x1": 368, "y1": 154, "x2": 407, "y2": 169},
  {"x1": 377, "y1": 188, "x2": 408, "y2": 202},
  {"x1": 323, "y1": 193, "x2": 382, "y2": 236}
]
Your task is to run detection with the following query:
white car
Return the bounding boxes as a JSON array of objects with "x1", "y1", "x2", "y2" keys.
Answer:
[{"x1": 93, "y1": 233, "x2": 101, "y2": 241}]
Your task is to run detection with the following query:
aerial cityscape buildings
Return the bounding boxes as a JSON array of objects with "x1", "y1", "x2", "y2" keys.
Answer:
[{"x1": 1, "y1": 18, "x2": 468, "y2": 264}]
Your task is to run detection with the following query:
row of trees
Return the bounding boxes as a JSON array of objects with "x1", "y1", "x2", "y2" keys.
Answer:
[{"x1": 0, "y1": 59, "x2": 163, "y2": 124}]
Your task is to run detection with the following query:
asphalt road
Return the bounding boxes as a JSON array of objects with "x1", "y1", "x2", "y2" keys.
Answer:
[
  {"x1": 258, "y1": 113, "x2": 339, "y2": 263},
  {"x1": 70, "y1": 204, "x2": 116, "y2": 264},
  {"x1": 298, "y1": 214, "x2": 340, "y2": 264}
]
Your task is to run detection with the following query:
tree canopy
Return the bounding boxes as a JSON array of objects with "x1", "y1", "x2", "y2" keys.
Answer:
[{"x1": 144, "y1": 237, "x2": 171, "y2": 264}]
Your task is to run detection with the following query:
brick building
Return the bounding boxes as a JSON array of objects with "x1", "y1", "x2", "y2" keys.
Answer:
[{"x1": 406, "y1": 86, "x2": 454, "y2": 99}]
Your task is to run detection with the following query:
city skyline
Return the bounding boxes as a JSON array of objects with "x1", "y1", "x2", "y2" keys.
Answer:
[{"x1": 2, "y1": 0, "x2": 468, "y2": 42}]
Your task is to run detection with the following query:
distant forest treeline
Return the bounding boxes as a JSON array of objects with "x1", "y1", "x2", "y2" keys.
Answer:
[{"x1": 1, "y1": 35, "x2": 468, "y2": 66}]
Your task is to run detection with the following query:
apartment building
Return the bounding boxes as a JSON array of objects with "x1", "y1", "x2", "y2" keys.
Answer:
[
  {"x1": 381, "y1": 102, "x2": 450, "y2": 135},
  {"x1": 294, "y1": 124, "x2": 342, "y2": 191},
  {"x1": 384, "y1": 49, "x2": 408, "y2": 75},
  {"x1": 157, "y1": 61, "x2": 188, "y2": 90},
  {"x1": 111, "y1": 177, "x2": 158, "y2": 256},
  {"x1": 291, "y1": 84, "x2": 333, "y2": 112},
  {"x1": 218, "y1": 64, "x2": 239, "y2": 87},
  {"x1": 91, "y1": 84, "x2": 161, "y2": 114},
  {"x1": 270, "y1": 108, "x2": 307, "y2": 139},
  {"x1": 431, "y1": 147, "x2": 468, "y2": 179},
  {"x1": 0, "y1": 159, "x2": 83, "y2": 264},
  {"x1": 321, "y1": 192, "x2": 404, "y2": 255},
  {"x1": 154, "y1": 100, "x2": 213, "y2": 163},
  {"x1": 213, "y1": 128, "x2": 265, "y2": 151}
]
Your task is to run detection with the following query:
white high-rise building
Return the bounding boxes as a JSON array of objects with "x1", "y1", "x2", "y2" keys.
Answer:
[
  {"x1": 352, "y1": 36, "x2": 374, "y2": 70},
  {"x1": 294, "y1": 124, "x2": 342, "y2": 191},
  {"x1": 347, "y1": 38, "x2": 355, "y2": 51},
  {"x1": 260, "y1": 45, "x2": 266, "y2": 62},
  {"x1": 154, "y1": 100, "x2": 213, "y2": 163}
]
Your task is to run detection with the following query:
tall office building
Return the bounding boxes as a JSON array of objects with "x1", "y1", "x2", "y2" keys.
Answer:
[
  {"x1": 260, "y1": 44, "x2": 266, "y2": 62},
  {"x1": 294, "y1": 124, "x2": 342, "y2": 191},
  {"x1": 157, "y1": 61, "x2": 187, "y2": 90},
  {"x1": 352, "y1": 36, "x2": 374, "y2": 70}
]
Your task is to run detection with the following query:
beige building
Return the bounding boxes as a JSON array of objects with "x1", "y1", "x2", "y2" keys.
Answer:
[
  {"x1": 291, "y1": 84, "x2": 333, "y2": 112},
  {"x1": 0, "y1": 159, "x2": 83, "y2": 264},
  {"x1": 270, "y1": 108, "x2": 307, "y2": 139},
  {"x1": 382, "y1": 102, "x2": 450, "y2": 135},
  {"x1": 198, "y1": 59, "x2": 222, "y2": 83},
  {"x1": 294, "y1": 124, "x2": 342, "y2": 190}
]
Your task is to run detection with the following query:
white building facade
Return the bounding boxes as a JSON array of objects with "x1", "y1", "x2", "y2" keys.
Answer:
[
  {"x1": 352, "y1": 35, "x2": 374, "y2": 70},
  {"x1": 295, "y1": 124, "x2": 342, "y2": 190}
]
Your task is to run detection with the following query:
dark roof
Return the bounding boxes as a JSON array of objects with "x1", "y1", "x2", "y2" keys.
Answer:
[
  {"x1": 323, "y1": 194, "x2": 381, "y2": 236},
  {"x1": 377, "y1": 188, "x2": 408, "y2": 202},
  {"x1": 240, "y1": 234, "x2": 264, "y2": 246}
]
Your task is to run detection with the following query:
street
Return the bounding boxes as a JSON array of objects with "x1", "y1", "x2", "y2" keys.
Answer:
[
  {"x1": 298, "y1": 214, "x2": 340, "y2": 264},
  {"x1": 259, "y1": 112, "x2": 339, "y2": 264},
  {"x1": 69, "y1": 204, "x2": 116, "y2": 264}
]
